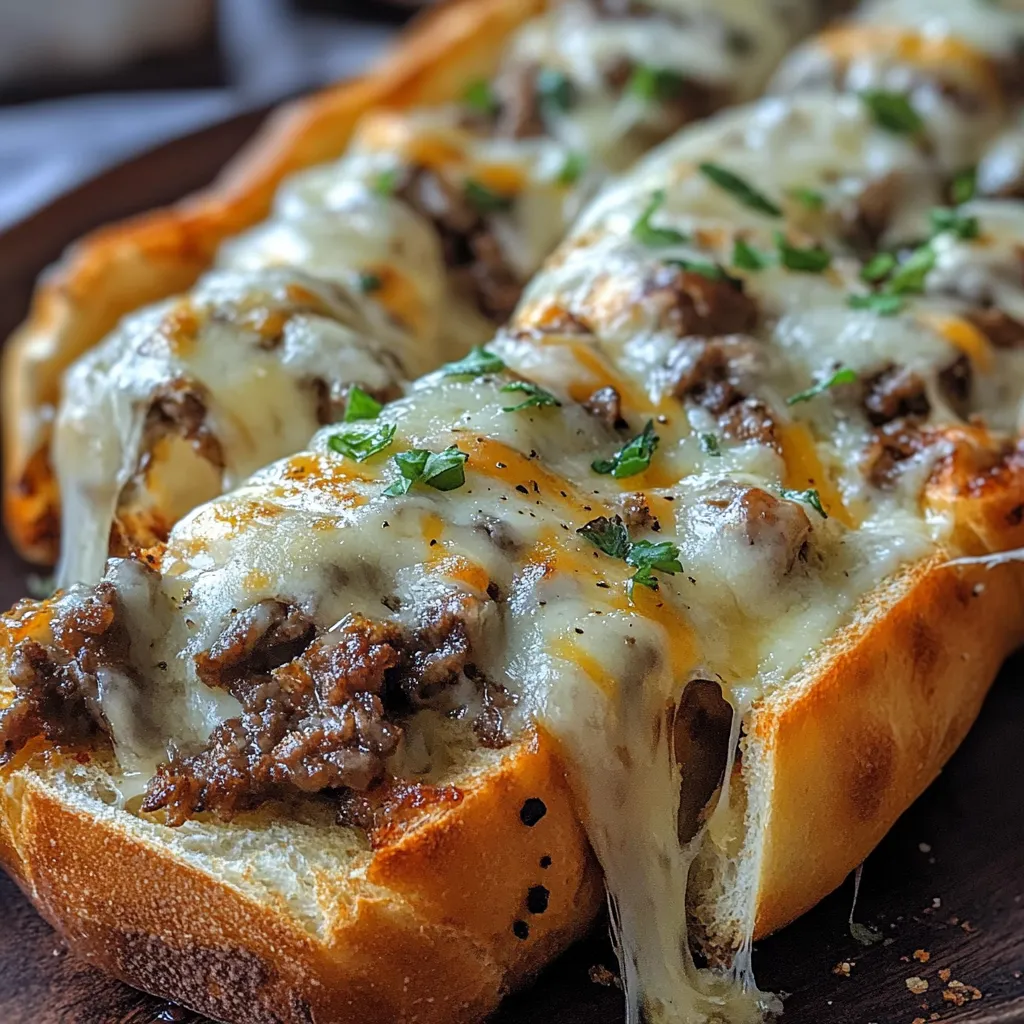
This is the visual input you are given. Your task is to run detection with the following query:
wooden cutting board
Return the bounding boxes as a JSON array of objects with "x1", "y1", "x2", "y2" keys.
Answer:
[{"x1": 0, "y1": 106, "x2": 1022, "y2": 1024}]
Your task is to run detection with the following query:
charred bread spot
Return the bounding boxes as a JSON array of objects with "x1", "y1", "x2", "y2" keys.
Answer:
[
  {"x1": 540, "y1": 855, "x2": 552, "y2": 869},
  {"x1": 512, "y1": 920, "x2": 531, "y2": 940},
  {"x1": 520, "y1": 797, "x2": 547, "y2": 826},
  {"x1": 527, "y1": 885, "x2": 550, "y2": 914},
  {"x1": 1006, "y1": 503, "x2": 1024, "y2": 527},
  {"x1": 846, "y1": 724, "x2": 896, "y2": 824},
  {"x1": 909, "y1": 615, "x2": 942, "y2": 693},
  {"x1": 645, "y1": 268, "x2": 759, "y2": 340},
  {"x1": 862, "y1": 364, "x2": 930, "y2": 427}
]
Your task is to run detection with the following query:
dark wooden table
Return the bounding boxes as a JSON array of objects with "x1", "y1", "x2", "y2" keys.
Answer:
[{"x1": 1, "y1": 107, "x2": 1023, "y2": 1024}]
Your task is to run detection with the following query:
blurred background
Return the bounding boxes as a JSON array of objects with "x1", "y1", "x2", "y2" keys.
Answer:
[{"x1": 0, "y1": 0, "x2": 420, "y2": 229}]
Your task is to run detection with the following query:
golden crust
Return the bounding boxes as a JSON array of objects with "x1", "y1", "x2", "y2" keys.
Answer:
[
  {"x1": 0, "y1": 731, "x2": 602, "y2": 1024},
  {"x1": 749, "y1": 552, "x2": 1024, "y2": 939},
  {"x1": 1, "y1": 0, "x2": 545, "y2": 565}
]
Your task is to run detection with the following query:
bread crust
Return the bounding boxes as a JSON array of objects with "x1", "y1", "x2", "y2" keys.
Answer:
[
  {"x1": 0, "y1": 730, "x2": 602, "y2": 1024},
  {"x1": 1, "y1": 0, "x2": 545, "y2": 565}
]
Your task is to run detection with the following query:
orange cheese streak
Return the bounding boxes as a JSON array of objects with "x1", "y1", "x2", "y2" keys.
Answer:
[
  {"x1": 363, "y1": 264, "x2": 430, "y2": 338},
  {"x1": 818, "y1": 25, "x2": 1003, "y2": 102},
  {"x1": 778, "y1": 422, "x2": 856, "y2": 528},
  {"x1": 917, "y1": 312, "x2": 994, "y2": 373}
]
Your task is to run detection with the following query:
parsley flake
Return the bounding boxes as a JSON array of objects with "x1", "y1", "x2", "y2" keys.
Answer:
[
  {"x1": 929, "y1": 206, "x2": 979, "y2": 240},
  {"x1": 731, "y1": 237, "x2": 771, "y2": 271},
  {"x1": 699, "y1": 162, "x2": 782, "y2": 217},
  {"x1": 951, "y1": 166, "x2": 977, "y2": 205},
  {"x1": 885, "y1": 243, "x2": 935, "y2": 294},
  {"x1": 358, "y1": 271, "x2": 382, "y2": 294},
  {"x1": 666, "y1": 257, "x2": 727, "y2": 281},
  {"x1": 384, "y1": 445, "x2": 469, "y2": 496},
  {"x1": 781, "y1": 487, "x2": 828, "y2": 519},
  {"x1": 501, "y1": 380, "x2": 562, "y2": 412},
  {"x1": 343, "y1": 387, "x2": 383, "y2": 422},
  {"x1": 537, "y1": 68, "x2": 575, "y2": 112},
  {"x1": 776, "y1": 232, "x2": 832, "y2": 273},
  {"x1": 372, "y1": 168, "x2": 398, "y2": 197},
  {"x1": 787, "y1": 186, "x2": 826, "y2": 210},
  {"x1": 464, "y1": 179, "x2": 514, "y2": 214},
  {"x1": 463, "y1": 79, "x2": 498, "y2": 117},
  {"x1": 627, "y1": 65, "x2": 685, "y2": 103},
  {"x1": 576, "y1": 515, "x2": 682, "y2": 598},
  {"x1": 786, "y1": 367, "x2": 857, "y2": 405},
  {"x1": 860, "y1": 252, "x2": 897, "y2": 283},
  {"x1": 847, "y1": 292, "x2": 905, "y2": 316},
  {"x1": 556, "y1": 151, "x2": 587, "y2": 187},
  {"x1": 860, "y1": 89, "x2": 923, "y2": 135},
  {"x1": 591, "y1": 420, "x2": 659, "y2": 478},
  {"x1": 441, "y1": 345, "x2": 506, "y2": 377},
  {"x1": 632, "y1": 190, "x2": 688, "y2": 247},
  {"x1": 699, "y1": 433, "x2": 722, "y2": 456},
  {"x1": 328, "y1": 422, "x2": 396, "y2": 463}
]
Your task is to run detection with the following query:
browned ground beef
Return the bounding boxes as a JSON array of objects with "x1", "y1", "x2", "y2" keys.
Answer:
[
  {"x1": 840, "y1": 173, "x2": 900, "y2": 251},
  {"x1": 140, "y1": 378, "x2": 225, "y2": 473},
  {"x1": 0, "y1": 583, "x2": 127, "y2": 765},
  {"x1": 583, "y1": 386, "x2": 627, "y2": 429},
  {"x1": 719, "y1": 396, "x2": 778, "y2": 449},
  {"x1": 393, "y1": 166, "x2": 523, "y2": 323},
  {"x1": 862, "y1": 364, "x2": 931, "y2": 426},
  {"x1": 646, "y1": 268, "x2": 760, "y2": 340},
  {"x1": 863, "y1": 419, "x2": 929, "y2": 489},
  {"x1": 967, "y1": 307, "x2": 1024, "y2": 350}
]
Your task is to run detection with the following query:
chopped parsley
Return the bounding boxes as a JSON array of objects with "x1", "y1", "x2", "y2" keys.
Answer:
[
  {"x1": 358, "y1": 271, "x2": 382, "y2": 294},
  {"x1": 731, "y1": 237, "x2": 771, "y2": 271},
  {"x1": 860, "y1": 252, "x2": 897, "y2": 283},
  {"x1": 537, "y1": 68, "x2": 574, "y2": 112},
  {"x1": 372, "y1": 168, "x2": 398, "y2": 197},
  {"x1": 929, "y1": 206, "x2": 979, "y2": 240},
  {"x1": 556, "y1": 151, "x2": 587, "y2": 187},
  {"x1": 576, "y1": 515, "x2": 682, "y2": 598},
  {"x1": 951, "y1": 166, "x2": 977, "y2": 205},
  {"x1": 860, "y1": 89, "x2": 923, "y2": 135},
  {"x1": 591, "y1": 420, "x2": 659, "y2": 478},
  {"x1": 781, "y1": 487, "x2": 827, "y2": 519},
  {"x1": 328, "y1": 422, "x2": 396, "y2": 462},
  {"x1": 625, "y1": 540, "x2": 684, "y2": 595},
  {"x1": 848, "y1": 292, "x2": 905, "y2": 316},
  {"x1": 632, "y1": 190, "x2": 688, "y2": 247},
  {"x1": 343, "y1": 387, "x2": 383, "y2": 422},
  {"x1": 699, "y1": 162, "x2": 782, "y2": 218},
  {"x1": 786, "y1": 367, "x2": 857, "y2": 406},
  {"x1": 885, "y1": 243, "x2": 935, "y2": 294},
  {"x1": 787, "y1": 186, "x2": 825, "y2": 210},
  {"x1": 776, "y1": 232, "x2": 832, "y2": 273},
  {"x1": 699, "y1": 433, "x2": 722, "y2": 456},
  {"x1": 627, "y1": 65, "x2": 685, "y2": 103},
  {"x1": 441, "y1": 345, "x2": 506, "y2": 377},
  {"x1": 501, "y1": 380, "x2": 562, "y2": 412},
  {"x1": 384, "y1": 445, "x2": 469, "y2": 496},
  {"x1": 463, "y1": 79, "x2": 499, "y2": 117},
  {"x1": 666, "y1": 257, "x2": 728, "y2": 282},
  {"x1": 464, "y1": 179, "x2": 514, "y2": 214}
]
